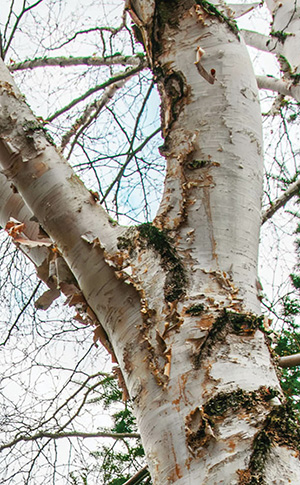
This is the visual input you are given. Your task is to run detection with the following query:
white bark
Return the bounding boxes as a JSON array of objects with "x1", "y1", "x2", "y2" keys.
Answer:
[
  {"x1": 123, "y1": 1, "x2": 299, "y2": 483},
  {"x1": 241, "y1": 29, "x2": 280, "y2": 54},
  {"x1": 257, "y1": 75, "x2": 300, "y2": 101},
  {"x1": 0, "y1": 57, "x2": 145, "y2": 357},
  {"x1": 149, "y1": 5, "x2": 263, "y2": 313}
]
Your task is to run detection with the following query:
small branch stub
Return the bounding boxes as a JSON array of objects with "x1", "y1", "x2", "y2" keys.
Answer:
[
  {"x1": 195, "y1": 46, "x2": 216, "y2": 84},
  {"x1": 279, "y1": 353, "x2": 300, "y2": 368}
]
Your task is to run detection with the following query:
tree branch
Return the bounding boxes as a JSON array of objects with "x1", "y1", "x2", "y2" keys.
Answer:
[
  {"x1": 123, "y1": 466, "x2": 149, "y2": 485},
  {"x1": 257, "y1": 75, "x2": 300, "y2": 102},
  {"x1": 100, "y1": 127, "x2": 161, "y2": 204},
  {"x1": 0, "y1": 430, "x2": 141, "y2": 453},
  {"x1": 2, "y1": 0, "x2": 44, "y2": 60},
  {"x1": 241, "y1": 29, "x2": 280, "y2": 54},
  {"x1": 261, "y1": 176, "x2": 300, "y2": 224},
  {"x1": 8, "y1": 54, "x2": 147, "y2": 71},
  {"x1": 278, "y1": 353, "x2": 300, "y2": 368},
  {"x1": 0, "y1": 280, "x2": 42, "y2": 346}
]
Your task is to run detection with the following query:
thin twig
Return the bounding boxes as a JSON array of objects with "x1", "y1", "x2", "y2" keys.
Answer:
[
  {"x1": 0, "y1": 280, "x2": 42, "y2": 346},
  {"x1": 47, "y1": 64, "x2": 144, "y2": 122},
  {"x1": 63, "y1": 77, "x2": 131, "y2": 155},
  {"x1": 2, "y1": 0, "x2": 44, "y2": 60},
  {"x1": 100, "y1": 127, "x2": 161, "y2": 204}
]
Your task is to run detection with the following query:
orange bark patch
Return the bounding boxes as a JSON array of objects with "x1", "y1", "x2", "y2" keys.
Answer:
[
  {"x1": 68, "y1": 293, "x2": 87, "y2": 306},
  {"x1": 227, "y1": 439, "x2": 236, "y2": 452},
  {"x1": 237, "y1": 469, "x2": 251, "y2": 484},
  {"x1": 197, "y1": 313, "x2": 214, "y2": 329},
  {"x1": 33, "y1": 160, "x2": 49, "y2": 177},
  {"x1": 172, "y1": 374, "x2": 190, "y2": 410},
  {"x1": 175, "y1": 464, "x2": 182, "y2": 479},
  {"x1": 168, "y1": 444, "x2": 183, "y2": 481},
  {"x1": 5, "y1": 220, "x2": 25, "y2": 238}
]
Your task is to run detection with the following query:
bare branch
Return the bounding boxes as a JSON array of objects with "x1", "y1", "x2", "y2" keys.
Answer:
[
  {"x1": 241, "y1": 29, "x2": 280, "y2": 54},
  {"x1": 257, "y1": 75, "x2": 300, "y2": 102},
  {"x1": 0, "y1": 280, "x2": 41, "y2": 346},
  {"x1": 100, "y1": 127, "x2": 161, "y2": 204},
  {"x1": 261, "y1": 176, "x2": 300, "y2": 224},
  {"x1": 8, "y1": 54, "x2": 147, "y2": 71},
  {"x1": 2, "y1": 0, "x2": 44, "y2": 60},
  {"x1": 0, "y1": 430, "x2": 140, "y2": 453}
]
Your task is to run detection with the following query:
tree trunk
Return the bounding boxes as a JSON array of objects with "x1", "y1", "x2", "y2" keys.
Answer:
[{"x1": 0, "y1": 0, "x2": 300, "y2": 483}]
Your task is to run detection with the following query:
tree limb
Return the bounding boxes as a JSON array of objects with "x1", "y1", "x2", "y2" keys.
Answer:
[
  {"x1": 8, "y1": 54, "x2": 147, "y2": 71},
  {"x1": 0, "y1": 430, "x2": 141, "y2": 452},
  {"x1": 257, "y1": 75, "x2": 300, "y2": 103},
  {"x1": 2, "y1": 0, "x2": 44, "y2": 60},
  {"x1": 241, "y1": 29, "x2": 280, "y2": 54},
  {"x1": 261, "y1": 176, "x2": 300, "y2": 224},
  {"x1": 278, "y1": 353, "x2": 300, "y2": 368},
  {"x1": 123, "y1": 466, "x2": 149, "y2": 485}
]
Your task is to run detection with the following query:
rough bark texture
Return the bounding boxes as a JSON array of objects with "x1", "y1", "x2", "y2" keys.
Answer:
[{"x1": 0, "y1": 0, "x2": 300, "y2": 483}]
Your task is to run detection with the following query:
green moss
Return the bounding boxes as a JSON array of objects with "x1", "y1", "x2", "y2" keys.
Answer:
[
  {"x1": 186, "y1": 387, "x2": 279, "y2": 467},
  {"x1": 23, "y1": 119, "x2": 55, "y2": 145},
  {"x1": 116, "y1": 224, "x2": 186, "y2": 302},
  {"x1": 22, "y1": 119, "x2": 42, "y2": 132},
  {"x1": 266, "y1": 403, "x2": 300, "y2": 450},
  {"x1": 187, "y1": 160, "x2": 209, "y2": 170},
  {"x1": 138, "y1": 223, "x2": 172, "y2": 257},
  {"x1": 186, "y1": 304, "x2": 205, "y2": 316},
  {"x1": 137, "y1": 223, "x2": 186, "y2": 302},
  {"x1": 291, "y1": 73, "x2": 300, "y2": 84},
  {"x1": 239, "y1": 403, "x2": 300, "y2": 484},
  {"x1": 108, "y1": 216, "x2": 118, "y2": 226},
  {"x1": 200, "y1": 391, "x2": 300, "y2": 484},
  {"x1": 270, "y1": 30, "x2": 293, "y2": 42},
  {"x1": 191, "y1": 311, "x2": 264, "y2": 369},
  {"x1": 211, "y1": 311, "x2": 263, "y2": 339},
  {"x1": 117, "y1": 236, "x2": 134, "y2": 252},
  {"x1": 248, "y1": 431, "x2": 272, "y2": 481},
  {"x1": 135, "y1": 52, "x2": 146, "y2": 59},
  {"x1": 204, "y1": 388, "x2": 278, "y2": 417},
  {"x1": 230, "y1": 312, "x2": 264, "y2": 333}
]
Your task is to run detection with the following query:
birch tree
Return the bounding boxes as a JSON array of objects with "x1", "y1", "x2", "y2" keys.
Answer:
[{"x1": 1, "y1": 0, "x2": 300, "y2": 483}]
